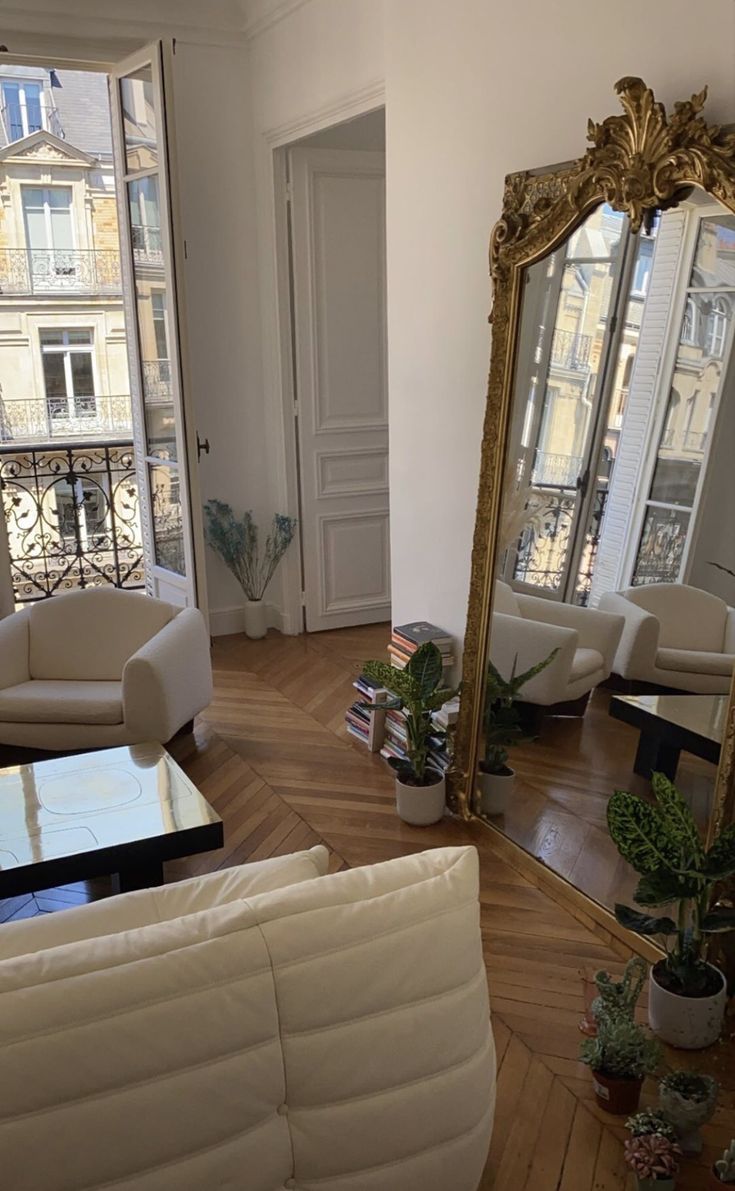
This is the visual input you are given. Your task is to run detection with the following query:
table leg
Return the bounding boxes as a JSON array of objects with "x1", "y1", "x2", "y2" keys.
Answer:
[
  {"x1": 116, "y1": 859, "x2": 164, "y2": 893},
  {"x1": 633, "y1": 732, "x2": 681, "y2": 781}
]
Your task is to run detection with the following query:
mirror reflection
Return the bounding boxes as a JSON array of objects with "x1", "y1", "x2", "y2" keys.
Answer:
[{"x1": 480, "y1": 189, "x2": 735, "y2": 912}]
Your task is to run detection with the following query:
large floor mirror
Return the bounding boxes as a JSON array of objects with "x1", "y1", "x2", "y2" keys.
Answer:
[{"x1": 454, "y1": 78, "x2": 735, "y2": 944}]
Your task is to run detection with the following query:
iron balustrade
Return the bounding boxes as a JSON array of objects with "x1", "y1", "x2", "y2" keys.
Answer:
[
  {"x1": 550, "y1": 328, "x2": 593, "y2": 371},
  {"x1": 0, "y1": 396, "x2": 134, "y2": 445},
  {"x1": 0, "y1": 248, "x2": 121, "y2": 295},
  {"x1": 0, "y1": 104, "x2": 64, "y2": 142},
  {"x1": 141, "y1": 360, "x2": 172, "y2": 401},
  {"x1": 513, "y1": 484, "x2": 609, "y2": 605},
  {"x1": 0, "y1": 439, "x2": 144, "y2": 604}
]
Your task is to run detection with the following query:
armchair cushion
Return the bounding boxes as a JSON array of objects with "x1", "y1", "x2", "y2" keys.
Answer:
[
  {"x1": 570, "y1": 647, "x2": 604, "y2": 681},
  {"x1": 0, "y1": 680, "x2": 122, "y2": 724},
  {"x1": 656, "y1": 648, "x2": 735, "y2": 677}
]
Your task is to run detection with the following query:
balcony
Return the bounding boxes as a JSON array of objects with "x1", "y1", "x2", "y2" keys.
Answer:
[
  {"x1": 142, "y1": 359, "x2": 172, "y2": 401},
  {"x1": 532, "y1": 450, "x2": 583, "y2": 488},
  {"x1": 1, "y1": 439, "x2": 144, "y2": 604},
  {"x1": 0, "y1": 396, "x2": 133, "y2": 445},
  {"x1": 0, "y1": 248, "x2": 121, "y2": 296},
  {"x1": 550, "y1": 329, "x2": 593, "y2": 371},
  {"x1": 131, "y1": 224, "x2": 164, "y2": 269}
]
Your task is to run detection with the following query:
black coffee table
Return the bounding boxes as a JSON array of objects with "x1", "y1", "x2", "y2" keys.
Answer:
[
  {"x1": 0, "y1": 743, "x2": 223, "y2": 898},
  {"x1": 609, "y1": 694, "x2": 725, "y2": 780}
]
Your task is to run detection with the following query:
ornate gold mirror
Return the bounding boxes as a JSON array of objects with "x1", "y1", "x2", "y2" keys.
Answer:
[{"x1": 453, "y1": 78, "x2": 735, "y2": 938}]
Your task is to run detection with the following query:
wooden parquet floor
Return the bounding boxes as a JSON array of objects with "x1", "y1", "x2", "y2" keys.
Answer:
[{"x1": 1, "y1": 623, "x2": 733, "y2": 1190}]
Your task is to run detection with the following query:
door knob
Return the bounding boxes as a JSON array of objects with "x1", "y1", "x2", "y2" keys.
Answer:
[{"x1": 197, "y1": 434, "x2": 210, "y2": 459}]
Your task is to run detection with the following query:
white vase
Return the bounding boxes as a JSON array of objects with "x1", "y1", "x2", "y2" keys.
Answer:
[
  {"x1": 648, "y1": 962, "x2": 727, "y2": 1049},
  {"x1": 243, "y1": 599, "x2": 268, "y2": 640},
  {"x1": 477, "y1": 766, "x2": 515, "y2": 815},
  {"x1": 394, "y1": 771, "x2": 446, "y2": 826}
]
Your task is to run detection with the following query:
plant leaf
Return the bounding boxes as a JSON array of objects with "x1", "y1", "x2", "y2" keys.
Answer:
[
  {"x1": 614, "y1": 903, "x2": 678, "y2": 936},
  {"x1": 506, "y1": 646, "x2": 560, "y2": 696},
  {"x1": 406, "y1": 642, "x2": 443, "y2": 697},
  {"x1": 650, "y1": 771, "x2": 703, "y2": 863},
  {"x1": 634, "y1": 867, "x2": 701, "y2": 907},
  {"x1": 703, "y1": 822, "x2": 735, "y2": 880},
  {"x1": 700, "y1": 907, "x2": 735, "y2": 933},
  {"x1": 607, "y1": 790, "x2": 681, "y2": 875}
]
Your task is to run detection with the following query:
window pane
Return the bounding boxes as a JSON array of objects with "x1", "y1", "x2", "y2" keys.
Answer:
[
  {"x1": 25, "y1": 83, "x2": 43, "y2": 133},
  {"x1": 120, "y1": 66, "x2": 158, "y2": 172},
  {"x1": 690, "y1": 215, "x2": 735, "y2": 288},
  {"x1": 48, "y1": 189, "x2": 74, "y2": 251},
  {"x1": 128, "y1": 176, "x2": 163, "y2": 263},
  {"x1": 150, "y1": 463, "x2": 184, "y2": 574},
  {"x1": 39, "y1": 329, "x2": 64, "y2": 345},
  {"x1": 632, "y1": 507, "x2": 690, "y2": 586},
  {"x1": 70, "y1": 352, "x2": 94, "y2": 397},
  {"x1": 566, "y1": 203, "x2": 624, "y2": 260},
  {"x1": 2, "y1": 82, "x2": 23, "y2": 140},
  {"x1": 42, "y1": 352, "x2": 67, "y2": 400},
  {"x1": 22, "y1": 187, "x2": 48, "y2": 250},
  {"x1": 135, "y1": 277, "x2": 174, "y2": 459},
  {"x1": 66, "y1": 329, "x2": 93, "y2": 345}
]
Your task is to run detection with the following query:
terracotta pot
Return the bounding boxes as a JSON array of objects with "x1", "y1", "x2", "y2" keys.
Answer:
[
  {"x1": 477, "y1": 765, "x2": 514, "y2": 815},
  {"x1": 648, "y1": 962, "x2": 727, "y2": 1050},
  {"x1": 243, "y1": 599, "x2": 268, "y2": 640},
  {"x1": 395, "y1": 770, "x2": 445, "y2": 826},
  {"x1": 591, "y1": 1068, "x2": 643, "y2": 1114}
]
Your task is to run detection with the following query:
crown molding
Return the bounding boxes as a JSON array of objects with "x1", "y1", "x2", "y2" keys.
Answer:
[
  {"x1": 264, "y1": 77, "x2": 385, "y2": 145},
  {"x1": 241, "y1": 0, "x2": 313, "y2": 41}
]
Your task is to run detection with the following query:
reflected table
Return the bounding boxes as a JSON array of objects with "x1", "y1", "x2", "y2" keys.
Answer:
[
  {"x1": 0, "y1": 743, "x2": 223, "y2": 898},
  {"x1": 609, "y1": 694, "x2": 725, "y2": 780}
]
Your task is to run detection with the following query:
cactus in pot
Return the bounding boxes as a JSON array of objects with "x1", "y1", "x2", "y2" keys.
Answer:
[{"x1": 712, "y1": 1139, "x2": 735, "y2": 1186}]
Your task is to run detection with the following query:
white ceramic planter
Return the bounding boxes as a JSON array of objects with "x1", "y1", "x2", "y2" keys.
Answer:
[
  {"x1": 395, "y1": 771, "x2": 445, "y2": 826},
  {"x1": 243, "y1": 599, "x2": 268, "y2": 640},
  {"x1": 477, "y1": 766, "x2": 514, "y2": 816},
  {"x1": 648, "y1": 962, "x2": 727, "y2": 1049}
]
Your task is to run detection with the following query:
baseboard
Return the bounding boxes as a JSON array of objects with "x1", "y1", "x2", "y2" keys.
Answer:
[{"x1": 209, "y1": 602, "x2": 293, "y2": 637}]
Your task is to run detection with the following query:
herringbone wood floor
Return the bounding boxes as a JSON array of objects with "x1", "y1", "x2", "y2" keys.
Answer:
[{"x1": 1, "y1": 624, "x2": 733, "y2": 1190}]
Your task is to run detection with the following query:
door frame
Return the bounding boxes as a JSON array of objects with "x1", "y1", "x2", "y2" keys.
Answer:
[{"x1": 265, "y1": 86, "x2": 386, "y2": 634}]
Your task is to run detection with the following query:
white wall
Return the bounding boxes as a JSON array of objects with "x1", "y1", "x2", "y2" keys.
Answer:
[{"x1": 383, "y1": 0, "x2": 735, "y2": 645}]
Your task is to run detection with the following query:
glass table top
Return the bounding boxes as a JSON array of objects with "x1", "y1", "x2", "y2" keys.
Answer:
[
  {"x1": 0, "y1": 743, "x2": 221, "y2": 873},
  {"x1": 612, "y1": 694, "x2": 727, "y2": 745}
]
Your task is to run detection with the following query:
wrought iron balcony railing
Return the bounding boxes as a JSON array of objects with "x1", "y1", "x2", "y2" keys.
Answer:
[
  {"x1": 0, "y1": 248, "x2": 121, "y2": 295},
  {"x1": 550, "y1": 328, "x2": 593, "y2": 371},
  {"x1": 0, "y1": 439, "x2": 144, "y2": 604},
  {"x1": 141, "y1": 359, "x2": 172, "y2": 401},
  {"x1": 0, "y1": 103, "x2": 64, "y2": 143},
  {"x1": 532, "y1": 450, "x2": 584, "y2": 488},
  {"x1": 131, "y1": 224, "x2": 164, "y2": 268},
  {"x1": 0, "y1": 396, "x2": 133, "y2": 445}
]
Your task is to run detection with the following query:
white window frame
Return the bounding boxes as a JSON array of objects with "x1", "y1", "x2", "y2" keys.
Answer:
[
  {"x1": 21, "y1": 184, "x2": 76, "y2": 252},
  {"x1": 0, "y1": 77, "x2": 46, "y2": 140},
  {"x1": 39, "y1": 328, "x2": 98, "y2": 423}
]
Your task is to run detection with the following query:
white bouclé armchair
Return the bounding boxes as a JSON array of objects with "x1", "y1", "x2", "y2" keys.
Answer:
[
  {"x1": 0, "y1": 588, "x2": 212, "y2": 749},
  {"x1": 491, "y1": 581, "x2": 624, "y2": 708}
]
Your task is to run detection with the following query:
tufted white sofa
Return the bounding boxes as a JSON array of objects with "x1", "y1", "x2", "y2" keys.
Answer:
[
  {"x1": 0, "y1": 587, "x2": 212, "y2": 749},
  {"x1": 0, "y1": 844, "x2": 495, "y2": 1191},
  {"x1": 598, "y1": 583, "x2": 735, "y2": 694},
  {"x1": 491, "y1": 580, "x2": 624, "y2": 707}
]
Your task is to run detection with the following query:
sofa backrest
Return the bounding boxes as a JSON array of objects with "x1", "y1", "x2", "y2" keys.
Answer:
[
  {"x1": 0, "y1": 846, "x2": 494, "y2": 1191},
  {"x1": 622, "y1": 583, "x2": 727, "y2": 652},
  {"x1": 28, "y1": 588, "x2": 177, "y2": 680},
  {"x1": 494, "y1": 580, "x2": 521, "y2": 617}
]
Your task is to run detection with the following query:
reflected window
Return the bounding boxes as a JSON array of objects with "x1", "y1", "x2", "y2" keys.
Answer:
[
  {"x1": 682, "y1": 297, "x2": 698, "y2": 345},
  {"x1": 705, "y1": 296, "x2": 728, "y2": 357}
]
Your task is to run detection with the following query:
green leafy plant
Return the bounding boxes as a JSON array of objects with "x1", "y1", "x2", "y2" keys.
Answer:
[
  {"x1": 362, "y1": 643, "x2": 459, "y2": 786},
  {"x1": 715, "y1": 1139, "x2": 735, "y2": 1184},
  {"x1": 607, "y1": 773, "x2": 735, "y2": 996},
  {"x1": 203, "y1": 501, "x2": 296, "y2": 601},
  {"x1": 624, "y1": 1133, "x2": 681, "y2": 1181},
  {"x1": 481, "y1": 648, "x2": 559, "y2": 774},
  {"x1": 659, "y1": 1071, "x2": 716, "y2": 1103},
  {"x1": 580, "y1": 1015, "x2": 662, "y2": 1081},
  {"x1": 592, "y1": 956, "x2": 647, "y2": 1024},
  {"x1": 626, "y1": 1110, "x2": 677, "y2": 1141}
]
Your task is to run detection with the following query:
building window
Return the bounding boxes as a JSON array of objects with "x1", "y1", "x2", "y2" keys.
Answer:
[
  {"x1": 682, "y1": 296, "x2": 698, "y2": 345},
  {"x1": 40, "y1": 329, "x2": 96, "y2": 425},
  {"x1": 1, "y1": 79, "x2": 44, "y2": 141},
  {"x1": 705, "y1": 296, "x2": 728, "y2": 358}
]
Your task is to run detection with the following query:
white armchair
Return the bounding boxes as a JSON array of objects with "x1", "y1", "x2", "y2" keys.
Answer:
[
  {"x1": 598, "y1": 583, "x2": 735, "y2": 694},
  {"x1": 0, "y1": 588, "x2": 212, "y2": 750},
  {"x1": 491, "y1": 581, "x2": 624, "y2": 708}
]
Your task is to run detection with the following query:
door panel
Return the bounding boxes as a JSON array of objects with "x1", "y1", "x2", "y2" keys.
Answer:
[{"x1": 290, "y1": 147, "x2": 389, "y2": 632}]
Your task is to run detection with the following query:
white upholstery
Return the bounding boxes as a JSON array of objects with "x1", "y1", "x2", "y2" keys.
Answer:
[
  {"x1": 599, "y1": 584, "x2": 735, "y2": 694},
  {"x1": 0, "y1": 846, "x2": 495, "y2": 1191},
  {"x1": 0, "y1": 589, "x2": 212, "y2": 748},
  {"x1": 490, "y1": 581, "x2": 624, "y2": 706}
]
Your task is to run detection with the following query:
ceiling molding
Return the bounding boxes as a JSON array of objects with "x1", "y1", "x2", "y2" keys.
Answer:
[
  {"x1": 264, "y1": 78, "x2": 385, "y2": 146},
  {"x1": 241, "y1": 0, "x2": 314, "y2": 41}
]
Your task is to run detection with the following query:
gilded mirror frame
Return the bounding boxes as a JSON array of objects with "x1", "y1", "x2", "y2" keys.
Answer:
[{"x1": 452, "y1": 78, "x2": 735, "y2": 859}]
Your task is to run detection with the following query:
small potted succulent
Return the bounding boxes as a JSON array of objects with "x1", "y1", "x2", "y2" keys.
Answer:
[
  {"x1": 624, "y1": 1131, "x2": 682, "y2": 1190},
  {"x1": 607, "y1": 773, "x2": 735, "y2": 1048},
  {"x1": 711, "y1": 1140, "x2": 735, "y2": 1188},
  {"x1": 580, "y1": 1014, "x2": 662, "y2": 1114},
  {"x1": 362, "y1": 643, "x2": 459, "y2": 826},
  {"x1": 627, "y1": 1110, "x2": 678, "y2": 1142},
  {"x1": 476, "y1": 649, "x2": 558, "y2": 815},
  {"x1": 203, "y1": 501, "x2": 296, "y2": 639},
  {"x1": 659, "y1": 1071, "x2": 718, "y2": 1154}
]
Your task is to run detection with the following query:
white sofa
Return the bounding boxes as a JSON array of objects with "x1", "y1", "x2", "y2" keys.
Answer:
[
  {"x1": 0, "y1": 588, "x2": 212, "y2": 749},
  {"x1": 0, "y1": 845, "x2": 495, "y2": 1191},
  {"x1": 598, "y1": 583, "x2": 735, "y2": 694},
  {"x1": 491, "y1": 580, "x2": 624, "y2": 707}
]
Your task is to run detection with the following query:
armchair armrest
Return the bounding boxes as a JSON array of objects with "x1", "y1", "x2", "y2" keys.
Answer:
[
  {"x1": 516, "y1": 593, "x2": 623, "y2": 665},
  {"x1": 490, "y1": 611, "x2": 577, "y2": 704},
  {"x1": 123, "y1": 609, "x2": 213, "y2": 742},
  {"x1": 597, "y1": 592, "x2": 659, "y2": 680},
  {"x1": 0, "y1": 610, "x2": 30, "y2": 690},
  {"x1": 725, "y1": 608, "x2": 735, "y2": 654}
]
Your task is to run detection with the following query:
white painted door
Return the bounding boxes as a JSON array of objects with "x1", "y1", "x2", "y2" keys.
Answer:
[
  {"x1": 289, "y1": 147, "x2": 389, "y2": 632},
  {"x1": 109, "y1": 44, "x2": 207, "y2": 613}
]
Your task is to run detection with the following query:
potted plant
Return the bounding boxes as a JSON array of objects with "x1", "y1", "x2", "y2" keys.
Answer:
[
  {"x1": 624, "y1": 1132, "x2": 682, "y2": 1191},
  {"x1": 203, "y1": 501, "x2": 296, "y2": 639},
  {"x1": 626, "y1": 1110, "x2": 678, "y2": 1142},
  {"x1": 477, "y1": 649, "x2": 558, "y2": 815},
  {"x1": 580, "y1": 1013, "x2": 662, "y2": 1114},
  {"x1": 712, "y1": 1140, "x2": 735, "y2": 1188},
  {"x1": 658, "y1": 1071, "x2": 718, "y2": 1155},
  {"x1": 607, "y1": 772, "x2": 735, "y2": 1048},
  {"x1": 362, "y1": 643, "x2": 459, "y2": 826}
]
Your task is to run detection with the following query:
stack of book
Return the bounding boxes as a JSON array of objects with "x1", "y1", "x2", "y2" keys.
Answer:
[
  {"x1": 345, "y1": 673, "x2": 388, "y2": 752},
  {"x1": 381, "y1": 707, "x2": 409, "y2": 765},
  {"x1": 388, "y1": 621, "x2": 454, "y2": 671}
]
